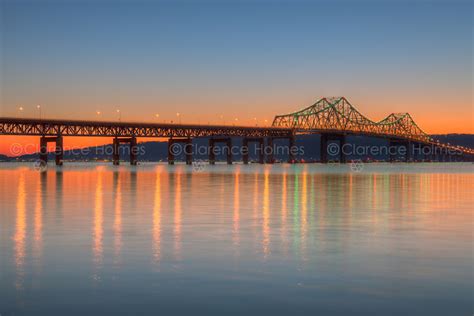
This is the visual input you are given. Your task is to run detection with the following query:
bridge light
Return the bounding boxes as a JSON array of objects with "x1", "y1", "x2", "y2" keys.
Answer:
[{"x1": 36, "y1": 105, "x2": 42, "y2": 119}]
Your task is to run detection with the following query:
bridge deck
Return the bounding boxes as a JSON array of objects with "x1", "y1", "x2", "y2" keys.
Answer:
[{"x1": 0, "y1": 117, "x2": 293, "y2": 138}]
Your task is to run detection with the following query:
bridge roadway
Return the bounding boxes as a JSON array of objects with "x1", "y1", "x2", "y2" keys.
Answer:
[{"x1": 0, "y1": 117, "x2": 472, "y2": 165}]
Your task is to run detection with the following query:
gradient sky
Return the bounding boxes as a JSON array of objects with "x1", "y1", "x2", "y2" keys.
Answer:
[{"x1": 0, "y1": 0, "x2": 472, "y2": 155}]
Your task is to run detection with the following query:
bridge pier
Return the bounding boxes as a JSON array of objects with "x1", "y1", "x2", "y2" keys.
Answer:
[
  {"x1": 412, "y1": 143, "x2": 420, "y2": 162},
  {"x1": 55, "y1": 136, "x2": 64, "y2": 166},
  {"x1": 242, "y1": 137, "x2": 264, "y2": 164},
  {"x1": 39, "y1": 135, "x2": 64, "y2": 166},
  {"x1": 320, "y1": 134, "x2": 346, "y2": 163},
  {"x1": 421, "y1": 144, "x2": 432, "y2": 162},
  {"x1": 288, "y1": 136, "x2": 296, "y2": 163},
  {"x1": 389, "y1": 139, "x2": 412, "y2": 162},
  {"x1": 112, "y1": 136, "x2": 139, "y2": 165},
  {"x1": 130, "y1": 136, "x2": 138, "y2": 166},
  {"x1": 209, "y1": 138, "x2": 232, "y2": 165},
  {"x1": 267, "y1": 136, "x2": 296, "y2": 163},
  {"x1": 168, "y1": 138, "x2": 193, "y2": 165},
  {"x1": 113, "y1": 137, "x2": 120, "y2": 165},
  {"x1": 265, "y1": 137, "x2": 274, "y2": 164}
]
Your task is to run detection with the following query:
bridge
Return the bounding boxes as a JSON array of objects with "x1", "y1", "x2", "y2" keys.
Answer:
[
  {"x1": 0, "y1": 96, "x2": 472, "y2": 165},
  {"x1": 272, "y1": 97, "x2": 473, "y2": 162}
]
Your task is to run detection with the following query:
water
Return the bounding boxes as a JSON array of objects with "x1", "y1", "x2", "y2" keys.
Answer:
[{"x1": 0, "y1": 162, "x2": 472, "y2": 315}]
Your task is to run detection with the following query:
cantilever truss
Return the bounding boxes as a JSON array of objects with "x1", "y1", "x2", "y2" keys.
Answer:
[{"x1": 272, "y1": 97, "x2": 432, "y2": 143}]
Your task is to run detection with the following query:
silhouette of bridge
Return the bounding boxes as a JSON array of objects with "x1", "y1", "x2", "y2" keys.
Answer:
[{"x1": 0, "y1": 96, "x2": 472, "y2": 165}]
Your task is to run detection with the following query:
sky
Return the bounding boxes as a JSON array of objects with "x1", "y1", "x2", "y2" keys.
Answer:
[{"x1": 0, "y1": 0, "x2": 473, "y2": 155}]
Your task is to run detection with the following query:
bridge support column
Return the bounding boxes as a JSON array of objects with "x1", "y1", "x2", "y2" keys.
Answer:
[
  {"x1": 406, "y1": 141, "x2": 412, "y2": 162},
  {"x1": 242, "y1": 139, "x2": 249, "y2": 165},
  {"x1": 288, "y1": 136, "x2": 296, "y2": 163},
  {"x1": 209, "y1": 139, "x2": 215, "y2": 165},
  {"x1": 39, "y1": 135, "x2": 64, "y2": 166},
  {"x1": 55, "y1": 136, "x2": 63, "y2": 166},
  {"x1": 113, "y1": 137, "x2": 120, "y2": 165},
  {"x1": 389, "y1": 139, "x2": 411, "y2": 162},
  {"x1": 320, "y1": 134, "x2": 346, "y2": 163},
  {"x1": 320, "y1": 134, "x2": 328, "y2": 163},
  {"x1": 242, "y1": 137, "x2": 264, "y2": 164},
  {"x1": 130, "y1": 136, "x2": 138, "y2": 166},
  {"x1": 414, "y1": 143, "x2": 420, "y2": 161},
  {"x1": 185, "y1": 138, "x2": 193, "y2": 165},
  {"x1": 266, "y1": 137, "x2": 274, "y2": 164},
  {"x1": 268, "y1": 135, "x2": 296, "y2": 163},
  {"x1": 421, "y1": 145, "x2": 431, "y2": 162},
  {"x1": 167, "y1": 139, "x2": 175, "y2": 165},
  {"x1": 113, "y1": 137, "x2": 139, "y2": 165},
  {"x1": 340, "y1": 136, "x2": 347, "y2": 163},
  {"x1": 209, "y1": 138, "x2": 232, "y2": 165},
  {"x1": 168, "y1": 138, "x2": 193, "y2": 165},
  {"x1": 40, "y1": 136, "x2": 48, "y2": 164},
  {"x1": 432, "y1": 146, "x2": 441, "y2": 162}
]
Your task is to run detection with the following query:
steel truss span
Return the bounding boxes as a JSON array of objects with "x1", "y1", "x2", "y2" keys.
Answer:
[
  {"x1": 272, "y1": 97, "x2": 474, "y2": 155},
  {"x1": 0, "y1": 118, "x2": 292, "y2": 138}
]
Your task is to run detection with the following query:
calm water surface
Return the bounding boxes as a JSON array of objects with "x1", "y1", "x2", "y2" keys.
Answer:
[{"x1": 0, "y1": 163, "x2": 473, "y2": 315}]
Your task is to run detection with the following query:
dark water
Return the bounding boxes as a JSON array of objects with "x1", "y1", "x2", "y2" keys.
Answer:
[{"x1": 0, "y1": 163, "x2": 473, "y2": 315}]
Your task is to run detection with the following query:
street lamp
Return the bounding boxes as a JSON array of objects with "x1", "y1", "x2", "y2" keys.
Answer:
[
  {"x1": 176, "y1": 112, "x2": 181, "y2": 124},
  {"x1": 116, "y1": 109, "x2": 121, "y2": 122},
  {"x1": 264, "y1": 119, "x2": 268, "y2": 126},
  {"x1": 36, "y1": 105, "x2": 42, "y2": 119},
  {"x1": 253, "y1": 117, "x2": 258, "y2": 126},
  {"x1": 18, "y1": 106, "x2": 24, "y2": 118}
]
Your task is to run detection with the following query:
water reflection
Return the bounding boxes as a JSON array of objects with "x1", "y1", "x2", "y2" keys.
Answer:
[
  {"x1": 14, "y1": 172, "x2": 26, "y2": 290},
  {"x1": 253, "y1": 171, "x2": 259, "y2": 243},
  {"x1": 292, "y1": 173, "x2": 299, "y2": 254},
  {"x1": 281, "y1": 171, "x2": 288, "y2": 256},
  {"x1": 33, "y1": 174, "x2": 44, "y2": 267},
  {"x1": 174, "y1": 170, "x2": 182, "y2": 260},
  {"x1": 233, "y1": 167, "x2": 240, "y2": 249},
  {"x1": 55, "y1": 170, "x2": 63, "y2": 223},
  {"x1": 113, "y1": 172, "x2": 122, "y2": 265},
  {"x1": 93, "y1": 168, "x2": 104, "y2": 280},
  {"x1": 2, "y1": 164, "x2": 473, "y2": 315},
  {"x1": 262, "y1": 169, "x2": 270, "y2": 259},
  {"x1": 152, "y1": 167, "x2": 162, "y2": 265},
  {"x1": 301, "y1": 169, "x2": 308, "y2": 262}
]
